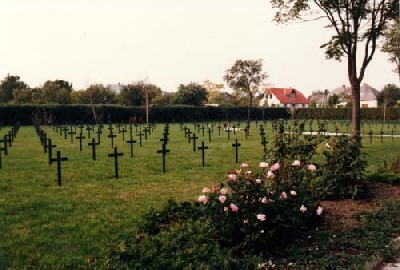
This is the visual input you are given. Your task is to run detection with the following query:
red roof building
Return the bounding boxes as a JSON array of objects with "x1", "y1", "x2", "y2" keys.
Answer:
[{"x1": 259, "y1": 88, "x2": 310, "y2": 108}]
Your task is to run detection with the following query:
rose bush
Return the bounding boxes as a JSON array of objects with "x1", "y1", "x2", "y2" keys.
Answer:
[{"x1": 197, "y1": 161, "x2": 322, "y2": 257}]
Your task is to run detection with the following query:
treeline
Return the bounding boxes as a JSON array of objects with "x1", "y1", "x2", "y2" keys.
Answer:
[
  {"x1": 0, "y1": 75, "x2": 250, "y2": 107},
  {"x1": 1, "y1": 105, "x2": 399, "y2": 125}
]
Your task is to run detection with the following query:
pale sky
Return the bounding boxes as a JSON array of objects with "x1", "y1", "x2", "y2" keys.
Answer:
[{"x1": 0, "y1": 0, "x2": 398, "y2": 96}]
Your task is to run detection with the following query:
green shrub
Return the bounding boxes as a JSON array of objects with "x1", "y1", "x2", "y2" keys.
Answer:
[{"x1": 318, "y1": 136, "x2": 368, "y2": 199}]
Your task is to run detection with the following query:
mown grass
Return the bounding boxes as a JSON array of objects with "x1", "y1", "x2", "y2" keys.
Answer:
[{"x1": 0, "y1": 120, "x2": 400, "y2": 269}]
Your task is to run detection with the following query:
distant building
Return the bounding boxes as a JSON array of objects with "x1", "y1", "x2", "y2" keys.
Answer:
[
  {"x1": 259, "y1": 87, "x2": 310, "y2": 108},
  {"x1": 308, "y1": 91, "x2": 328, "y2": 108},
  {"x1": 330, "y1": 83, "x2": 379, "y2": 108}
]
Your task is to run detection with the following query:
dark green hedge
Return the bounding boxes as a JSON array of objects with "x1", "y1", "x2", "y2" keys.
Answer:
[
  {"x1": 1, "y1": 105, "x2": 398, "y2": 125},
  {"x1": 295, "y1": 108, "x2": 400, "y2": 120},
  {"x1": 0, "y1": 104, "x2": 289, "y2": 124}
]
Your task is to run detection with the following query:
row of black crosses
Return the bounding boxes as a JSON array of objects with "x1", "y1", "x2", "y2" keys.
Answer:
[
  {"x1": 37, "y1": 122, "x2": 158, "y2": 184},
  {"x1": 34, "y1": 120, "x2": 271, "y2": 184},
  {"x1": 0, "y1": 122, "x2": 20, "y2": 169},
  {"x1": 177, "y1": 122, "x2": 269, "y2": 167}
]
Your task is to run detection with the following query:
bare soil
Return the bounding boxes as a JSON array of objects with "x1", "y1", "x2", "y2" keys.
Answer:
[{"x1": 322, "y1": 182, "x2": 400, "y2": 231}]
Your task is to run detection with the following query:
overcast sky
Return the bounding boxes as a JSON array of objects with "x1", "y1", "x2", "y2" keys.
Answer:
[{"x1": 0, "y1": 0, "x2": 398, "y2": 96}]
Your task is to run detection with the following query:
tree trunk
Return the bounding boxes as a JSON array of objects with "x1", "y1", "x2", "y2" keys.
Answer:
[
  {"x1": 350, "y1": 81, "x2": 361, "y2": 142},
  {"x1": 247, "y1": 92, "x2": 252, "y2": 131}
]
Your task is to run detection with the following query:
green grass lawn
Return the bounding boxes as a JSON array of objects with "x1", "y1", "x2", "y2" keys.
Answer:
[{"x1": 0, "y1": 121, "x2": 400, "y2": 268}]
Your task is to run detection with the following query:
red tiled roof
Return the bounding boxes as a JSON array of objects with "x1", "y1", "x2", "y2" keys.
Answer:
[{"x1": 264, "y1": 88, "x2": 310, "y2": 104}]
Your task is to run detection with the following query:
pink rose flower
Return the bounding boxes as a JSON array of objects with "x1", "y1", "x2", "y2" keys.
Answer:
[
  {"x1": 316, "y1": 206, "x2": 323, "y2": 215},
  {"x1": 259, "y1": 162, "x2": 269, "y2": 168},
  {"x1": 271, "y1": 162, "x2": 280, "y2": 172},
  {"x1": 256, "y1": 178, "x2": 262, "y2": 184},
  {"x1": 292, "y1": 160, "x2": 301, "y2": 167},
  {"x1": 198, "y1": 195, "x2": 208, "y2": 204},
  {"x1": 261, "y1": 197, "x2": 268, "y2": 204},
  {"x1": 241, "y1": 163, "x2": 249, "y2": 169},
  {"x1": 256, "y1": 214, "x2": 266, "y2": 221},
  {"x1": 220, "y1": 188, "x2": 228, "y2": 195},
  {"x1": 280, "y1": 192, "x2": 288, "y2": 200},
  {"x1": 267, "y1": 170, "x2": 275, "y2": 179},
  {"x1": 219, "y1": 195, "x2": 227, "y2": 204},
  {"x1": 202, "y1": 187, "x2": 210, "y2": 193},
  {"x1": 300, "y1": 205, "x2": 307, "y2": 213},
  {"x1": 307, "y1": 164, "x2": 317, "y2": 172},
  {"x1": 228, "y1": 174, "x2": 237, "y2": 181},
  {"x1": 243, "y1": 219, "x2": 248, "y2": 224},
  {"x1": 290, "y1": 190, "x2": 297, "y2": 196},
  {"x1": 230, "y1": 203, "x2": 239, "y2": 212}
]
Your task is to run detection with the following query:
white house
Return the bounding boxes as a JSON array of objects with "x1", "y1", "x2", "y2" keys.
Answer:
[
  {"x1": 259, "y1": 88, "x2": 310, "y2": 108},
  {"x1": 330, "y1": 83, "x2": 379, "y2": 108}
]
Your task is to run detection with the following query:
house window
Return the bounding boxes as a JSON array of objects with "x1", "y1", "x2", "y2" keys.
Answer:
[{"x1": 289, "y1": 90, "x2": 296, "y2": 99}]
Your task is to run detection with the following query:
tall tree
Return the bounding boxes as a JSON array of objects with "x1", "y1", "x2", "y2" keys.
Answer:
[
  {"x1": 0, "y1": 74, "x2": 28, "y2": 103},
  {"x1": 377, "y1": 84, "x2": 400, "y2": 107},
  {"x1": 119, "y1": 81, "x2": 161, "y2": 106},
  {"x1": 42, "y1": 79, "x2": 73, "y2": 104},
  {"x1": 271, "y1": 0, "x2": 399, "y2": 140},
  {"x1": 173, "y1": 82, "x2": 208, "y2": 106},
  {"x1": 381, "y1": 21, "x2": 400, "y2": 82},
  {"x1": 223, "y1": 59, "x2": 267, "y2": 130}
]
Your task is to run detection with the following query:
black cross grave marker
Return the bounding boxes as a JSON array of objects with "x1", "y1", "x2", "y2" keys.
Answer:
[
  {"x1": 51, "y1": 150, "x2": 68, "y2": 186},
  {"x1": 157, "y1": 143, "x2": 170, "y2": 173},
  {"x1": 0, "y1": 146, "x2": 4, "y2": 169},
  {"x1": 62, "y1": 126, "x2": 68, "y2": 139},
  {"x1": 226, "y1": 127, "x2": 231, "y2": 140},
  {"x1": 198, "y1": 141, "x2": 209, "y2": 167},
  {"x1": 232, "y1": 139, "x2": 241, "y2": 163},
  {"x1": 47, "y1": 138, "x2": 57, "y2": 165},
  {"x1": 136, "y1": 131, "x2": 144, "y2": 147},
  {"x1": 108, "y1": 132, "x2": 117, "y2": 148},
  {"x1": 108, "y1": 146, "x2": 124, "y2": 179},
  {"x1": 191, "y1": 132, "x2": 198, "y2": 151},
  {"x1": 160, "y1": 133, "x2": 169, "y2": 145},
  {"x1": 208, "y1": 128, "x2": 212, "y2": 142},
  {"x1": 68, "y1": 129, "x2": 76, "y2": 144},
  {"x1": 120, "y1": 127, "x2": 127, "y2": 141},
  {"x1": 217, "y1": 123, "x2": 222, "y2": 135},
  {"x1": 96, "y1": 127, "x2": 102, "y2": 144},
  {"x1": 76, "y1": 133, "x2": 86, "y2": 151},
  {"x1": 200, "y1": 125, "x2": 206, "y2": 137},
  {"x1": 88, "y1": 138, "x2": 100, "y2": 160},
  {"x1": 126, "y1": 137, "x2": 137, "y2": 158},
  {"x1": 86, "y1": 126, "x2": 93, "y2": 139},
  {"x1": 42, "y1": 133, "x2": 48, "y2": 153},
  {"x1": 7, "y1": 131, "x2": 12, "y2": 146},
  {"x1": 187, "y1": 129, "x2": 193, "y2": 143},
  {"x1": 0, "y1": 135, "x2": 8, "y2": 155},
  {"x1": 143, "y1": 127, "x2": 149, "y2": 140},
  {"x1": 261, "y1": 136, "x2": 268, "y2": 153}
]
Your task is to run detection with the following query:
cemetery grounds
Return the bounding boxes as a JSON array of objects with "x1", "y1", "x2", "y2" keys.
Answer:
[{"x1": 1, "y1": 120, "x2": 400, "y2": 268}]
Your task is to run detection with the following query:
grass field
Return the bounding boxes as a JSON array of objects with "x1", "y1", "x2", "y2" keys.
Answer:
[{"x1": 1, "y1": 120, "x2": 400, "y2": 268}]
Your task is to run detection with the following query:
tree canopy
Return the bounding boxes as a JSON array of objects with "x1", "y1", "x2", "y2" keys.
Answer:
[
  {"x1": 224, "y1": 59, "x2": 267, "y2": 129},
  {"x1": 381, "y1": 21, "x2": 400, "y2": 82},
  {"x1": 0, "y1": 75, "x2": 28, "y2": 103},
  {"x1": 174, "y1": 83, "x2": 208, "y2": 106}
]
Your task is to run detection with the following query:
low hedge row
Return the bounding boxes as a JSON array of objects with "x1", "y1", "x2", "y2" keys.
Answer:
[
  {"x1": 0, "y1": 105, "x2": 289, "y2": 124},
  {"x1": 0, "y1": 105, "x2": 399, "y2": 125}
]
